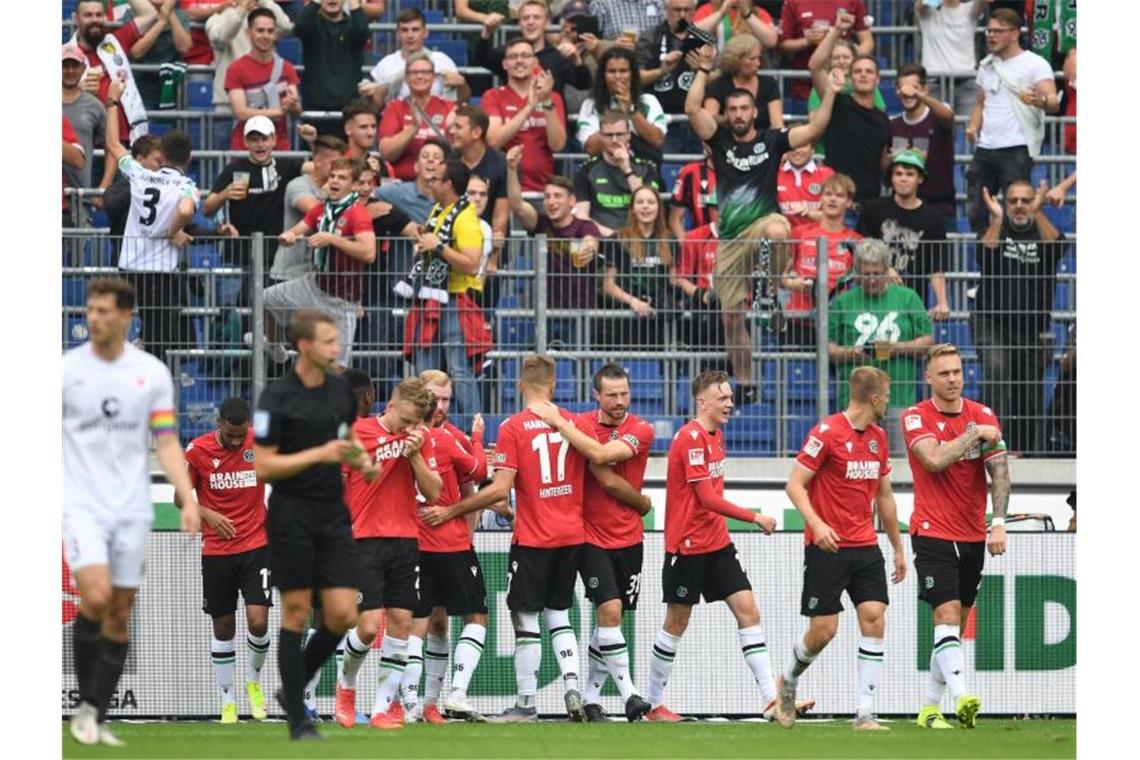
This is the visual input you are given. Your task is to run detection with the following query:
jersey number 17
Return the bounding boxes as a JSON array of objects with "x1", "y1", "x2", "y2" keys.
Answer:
[{"x1": 531, "y1": 432, "x2": 569, "y2": 485}]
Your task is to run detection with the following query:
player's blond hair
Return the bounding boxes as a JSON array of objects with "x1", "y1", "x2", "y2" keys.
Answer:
[
  {"x1": 520, "y1": 354, "x2": 556, "y2": 390},
  {"x1": 925, "y1": 343, "x2": 961, "y2": 367},
  {"x1": 392, "y1": 377, "x2": 435, "y2": 417},
  {"x1": 419, "y1": 369, "x2": 452, "y2": 388},
  {"x1": 849, "y1": 366, "x2": 890, "y2": 403},
  {"x1": 692, "y1": 369, "x2": 730, "y2": 399}
]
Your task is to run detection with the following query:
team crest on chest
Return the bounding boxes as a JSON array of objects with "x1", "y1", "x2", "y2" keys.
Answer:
[
  {"x1": 868, "y1": 439, "x2": 879, "y2": 454},
  {"x1": 243, "y1": 449, "x2": 254, "y2": 463},
  {"x1": 809, "y1": 182, "x2": 822, "y2": 194}
]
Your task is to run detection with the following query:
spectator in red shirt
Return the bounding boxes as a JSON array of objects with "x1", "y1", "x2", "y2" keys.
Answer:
[
  {"x1": 777, "y1": 140, "x2": 835, "y2": 239},
  {"x1": 270, "y1": 158, "x2": 377, "y2": 365},
  {"x1": 179, "y1": 0, "x2": 229, "y2": 65},
  {"x1": 667, "y1": 143, "x2": 718, "y2": 242},
  {"x1": 777, "y1": 0, "x2": 873, "y2": 113},
  {"x1": 62, "y1": 116, "x2": 86, "y2": 225},
  {"x1": 673, "y1": 221, "x2": 726, "y2": 358},
  {"x1": 484, "y1": 38, "x2": 568, "y2": 193},
  {"x1": 378, "y1": 52, "x2": 458, "y2": 182},
  {"x1": 225, "y1": 7, "x2": 302, "y2": 151},
  {"x1": 338, "y1": 98, "x2": 379, "y2": 165}
]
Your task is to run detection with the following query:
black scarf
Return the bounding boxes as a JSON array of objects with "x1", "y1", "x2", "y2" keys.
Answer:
[{"x1": 393, "y1": 195, "x2": 472, "y2": 304}]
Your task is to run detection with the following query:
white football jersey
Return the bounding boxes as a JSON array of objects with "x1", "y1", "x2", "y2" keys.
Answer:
[
  {"x1": 63, "y1": 342, "x2": 176, "y2": 524},
  {"x1": 117, "y1": 155, "x2": 200, "y2": 272}
]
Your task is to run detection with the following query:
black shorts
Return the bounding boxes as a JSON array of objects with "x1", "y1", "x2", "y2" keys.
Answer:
[
  {"x1": 662, "y1": 543, "x2": 751, "y2": 605},
  {"x1": 580, "y1": 543, "x2": 644, "y2": 611},
  {"x1": 800, "y1": 545, "x2": 889, "y2": 617},
  {"x1": 356, "y1": 537, "x2": 420, "y2": 612},
  {"x1": 201, "y1": 546, "x2": 274, "y2": 617},
  {"x1": 415, "y1": 549, "x2": 488, "y2": 618},
  {"x1": 912, "y1": 535, "x2": 986, "y2": 609},
  {"x1": 507, "y1": 544, "x2": 581, "y2": 612},
  {"x1": 266, "y1": 493, "x2": 359, "y2": 593}
]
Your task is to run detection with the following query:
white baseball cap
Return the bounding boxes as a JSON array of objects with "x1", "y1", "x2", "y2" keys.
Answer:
[{"x1": 243, "y1": 115, "x2": 276, "y2": 137}]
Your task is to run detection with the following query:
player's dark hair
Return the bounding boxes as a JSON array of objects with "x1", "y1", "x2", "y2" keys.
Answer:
[
  {"x1": 852, "y1": 52, "x2": 879, "y2": 71},
  {"x1": 342, "y1": 98, "x2": 378, "y2": 125},
  {"x1": 1005, "y1": 178, "x2": 1035, "y2": 197},
  {"x1": 396, "y1": 7, "x2": 426, "y2": 26},
  {"x1": 87, "y1": 277, "x2": 135, "y2": 311},
  {"x1": 441, "y1": 159, "x2": 471, "y2": 196},
  {"x1": 288, "y1": 310, "x2": 335, "y2": 346},
  {"x1": 849, "y1": 367, "x2": 890, "y2": 403},
  {"x1": 247, "y1": 7, "x2": 276, "y2": 27},
  {"x1": 924, "y1": 343, "x2": 961, "y2": 367},
  {"x1": 342, "y1": 368, "x2": 374, "y2": 396},
  {"x1": 218, "y1": 397, "x2": 251, "y2": 425},
  {"x1": 129, "y1": 134, "x2": 162, "y2": 159},
  {"x1": 897, "y1": 63, "x2": 927, "y2": 85},
  {"x1": 503, "y1": 36, "x2": 534, "y2": 53},
  {"x1": 593, "y1": 47, "x2": 641, "y2": 110},
  {"x1": 160, "y1": 131, "x2": 193, "y2": 167},
  {"x1": 593, "y1": 362, "x2": 629, "y2": 392},
  {"x1": 724, "y1": 88, "x2": 757, "y2": 107},
  {"x1": 454, "y1": 105, "x2": 490, "y2": 141},
  {"x1": 691, "y1": 369, "x2": 730, "y2": 399}
]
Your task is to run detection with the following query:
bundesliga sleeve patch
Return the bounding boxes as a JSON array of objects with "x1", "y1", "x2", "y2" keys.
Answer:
[
  {"x1": 904, "y1": 414, "x2": 923, "y2": 432},
  {"x1": 253, "y1": 410, "x2": 270, "y2": 439},
  {"x1": 688, "y1": 448, "x2": 705, "y2": 466},
  {"x1": 493, "y1": 452, "x2": 507, "y2": 464},
  {"x1": 802, "y1": 436, "x2": 824, "y2": 458},
  {"x1": 622, "y1": 433, "x2": 642, "y2": 451}
]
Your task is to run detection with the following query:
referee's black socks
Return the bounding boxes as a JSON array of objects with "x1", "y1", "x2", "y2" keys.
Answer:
[
  {"x1": 72, "y1": 612, "x2": 101, "y2": 708},
  {"x1": 278, "y1": 628, "x2": 306, "y2": 726},
  {"x1": 302, "y1": 625, "x2": 342, "y2": 682}
]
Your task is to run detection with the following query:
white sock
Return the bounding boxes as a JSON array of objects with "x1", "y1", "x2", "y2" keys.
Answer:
[
  {"x1": 932, "y1": 624, "x2": 967, "y2": 703},
  {"x1": 211, "y1": 636, "x2": 236, "y2": 706},
  {"x1": 856, "y1": 636, "x2": 885, "y2": 717},
  {"x1": 647, "y1": 629, "x2": 680, "y2": 707},
  {"x1": 514, "y1": 612, "x2": 541, "y2": 709},
  {"x1": 738, "y1": 625, "x2": 777, "y2": 704},
  {"x1": 784, "y1": 637, "x2": 818, "y2": 687},
  {"x1": 925, "y1": 648, "x2": 946, "y2": 707},
  {"x1": 338, "y1": 628, "x2": 370, "y2": 690},
  {"x1": 401, "y1": 636, "x2": 424, "y2": 709},
  {"x1": 423, "y1": 632, "x2": 450, "y2": 705},
  {"x1": 583, "y1": 630, "x2": 608, "y2": 704},
  {"x1": 302, "y1": 628, "x2": 320, "y2": 711},
  {"x1": 544, "y1": 608, "x2": 579, "y2": 692},
  {"x1": 245, "y1": 632, "x2": 270, "y2": 684},
  {"x1": 597, "y1": 626, "x2": 637, "y2": 701},
  {"x1": 450, "y1": 624, "x2": 486, "y2": 698},
  {"x1": 372, "y1": 636, "x2": 409, "y2": 716}
]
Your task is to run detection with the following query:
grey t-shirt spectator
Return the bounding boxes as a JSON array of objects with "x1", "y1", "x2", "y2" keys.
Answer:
[
  {"x1": 271, "y1": 173, "x2": 325, "y2": 281},
  {"x1": 62, "y1": 92, "x2": 106, "y2": 189}
]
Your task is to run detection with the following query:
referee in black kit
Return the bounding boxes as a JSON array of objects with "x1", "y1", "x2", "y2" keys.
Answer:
[{"x1": 251, "y1": 310, "x2": 377, "y2": 740}]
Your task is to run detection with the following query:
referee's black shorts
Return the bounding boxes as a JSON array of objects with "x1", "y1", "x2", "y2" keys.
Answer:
[
  {"x1": 800, "y1": 544, "x2": 889, "y2": 617},
  {"x1": 415, "y1": 549, "x2": 488, "y2": 618},
  {"x1": 201, "y1": 545, "x2": 273, "y2": 617},
  {"x1": 579, "y1": 542, "x2": 644, "y2": 611},
  {"x1": 266, "y1": 493, "x2": 358, "y2": 592},
  {"x1": 912, "y1": 535, "x2": 986, "y2": 609},
  {"x1": 661, "y1": 543, "x2": 751, "y2": 605}
]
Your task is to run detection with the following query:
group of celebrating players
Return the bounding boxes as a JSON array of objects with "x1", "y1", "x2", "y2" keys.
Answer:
[{"x1": 64, "y1": 281, "x2": 1011, "y2": 746}]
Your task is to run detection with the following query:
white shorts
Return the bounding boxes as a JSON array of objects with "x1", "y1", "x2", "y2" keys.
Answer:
[
  {"x1": 63, "y1": 510, "x2": 153, "y2": 589},
  {"x1": 263, "y1": 273, "x2": 358, "y2": 364}
]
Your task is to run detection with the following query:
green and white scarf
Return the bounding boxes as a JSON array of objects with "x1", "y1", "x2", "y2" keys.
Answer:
[
  {"x1": 394, "y1": 195, "x2": 472, "y2": 305},
  {"x1": 313, "y1": 191, "x2": 358, "y2": 272}
]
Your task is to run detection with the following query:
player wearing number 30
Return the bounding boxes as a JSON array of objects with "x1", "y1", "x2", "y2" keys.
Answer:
[
  {"x1": 424, "y1": 355, "x2": 590, "y2": 723},
  {"x1": 176, "y1": 398, "x2": 272, "y2": 725},
  {"x1": 782, "y1": 367, "x2": 907, "y2": 731}
]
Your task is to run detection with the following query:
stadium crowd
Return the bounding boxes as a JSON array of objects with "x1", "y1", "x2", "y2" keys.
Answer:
[{"x1": 61, "y1": 0, "x2": 1077, "y2": 456}]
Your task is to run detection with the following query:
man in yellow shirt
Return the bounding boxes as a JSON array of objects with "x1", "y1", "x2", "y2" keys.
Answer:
[{"x1": 405, "y1": 159, "x2": 489, "y2": 422}]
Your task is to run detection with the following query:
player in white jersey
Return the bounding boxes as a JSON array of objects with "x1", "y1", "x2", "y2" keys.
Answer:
[
  {"x1": 64, "y1": 278, "x2": 201, "y2": 748},
  {"x1": 105, "y1": 79, "x2": 200, "y2": 363}
]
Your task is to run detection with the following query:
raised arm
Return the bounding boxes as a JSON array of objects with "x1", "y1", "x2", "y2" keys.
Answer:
[
  {"x1": 739, "y1": 1, "x2": 779, "y2": 48},
  {"x1": 684, "y1": 45, "x2": 719, "y2": 142},
  {"x1": 809, "y1": 14, "x2": 852, "y2": 96},
  {"x1": 526, "y1": 400, "x2": 636, "y2": 466},
  {"x1": 165, "y1": 4, "x2": 194, "y2": 56},
  {"x1": 788, "y1": 67, "x2": 843, "y2": 148},
  {"x1": 103, "y1": 82, "x2": 129, "y2": 163},
  {"x1": 506, "y1": 146, "x2": 539, "y2": 232}
]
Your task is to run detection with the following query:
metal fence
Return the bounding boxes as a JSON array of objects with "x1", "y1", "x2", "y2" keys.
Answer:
[{"x1": 61, "y1": 231, "x2": 1075, "y2": 458}]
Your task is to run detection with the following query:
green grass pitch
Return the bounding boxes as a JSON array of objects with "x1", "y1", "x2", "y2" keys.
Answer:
[{"x1": 62, "y1": 718, "x2": 1076, "y2": 758}]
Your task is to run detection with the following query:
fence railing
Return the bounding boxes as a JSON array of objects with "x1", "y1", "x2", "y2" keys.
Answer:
[{"x1": 61, "y1": 232, "x2": 1075, "y2": 458}]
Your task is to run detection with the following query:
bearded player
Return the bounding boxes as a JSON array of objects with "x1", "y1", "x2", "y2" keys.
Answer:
[
  {"x1": 782, "y1": 367, "x2": 907, "y2": 730},
  {"x1": 904, "y1": 344, "x2": 1010, "y2": 730}
]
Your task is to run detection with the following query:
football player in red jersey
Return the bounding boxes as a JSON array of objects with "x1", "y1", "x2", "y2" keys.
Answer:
[
  {"x1": 782, "y1": 367, "x2": 906, "y2": 731},
  {"x1": 644, "y1": 370, "x2": 785, "y2": 724},
  {"x1": 177, "y1": 398, "x2": 271, "y2": 725},
  {"x1": 335, "y1": 378, "x2": 442, "y2": 731},
  {"x1": 904, "y1": 344, "x2": 1009, "y2": 730},
  {"x1": 526, "y1": 363, "x2": 654, "y2": 722},
  {"x1": 423, "y1": 354, "x2": 591, "y2": 723}
]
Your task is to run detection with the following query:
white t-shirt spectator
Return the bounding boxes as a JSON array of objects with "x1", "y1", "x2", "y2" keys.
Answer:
[
  {"x1": 370, "y1": 50, "x2": 458, "y2": 99},
  {"x1": 575, "y1": 93, "x2": 670, "y2": 146},
  {"x1": 918, "y1": 0, "x2": 979, "y2": 75},
  {"x1": 976, "y1": 50, "x2": 1055, "y2": 150}
]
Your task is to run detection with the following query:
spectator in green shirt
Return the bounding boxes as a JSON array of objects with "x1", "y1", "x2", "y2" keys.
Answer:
[
  {"x1": 294, "y1": 0, "x2": 370, "y2": 136},
  {"x1": 828, "y1": 239, "x2": 934, "y2": 456}
]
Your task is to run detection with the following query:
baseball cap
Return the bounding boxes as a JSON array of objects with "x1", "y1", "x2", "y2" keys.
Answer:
[
  {"x1": 244, "y1": 115, "x2": 276, "y2": 137},
  {"x1": 561, "y1": 1, "x2": 593, "y2": 19},
  {"x1": 890, "y1": 148, "x2": 927, "y2": 176},
  {"x1": 61, "y1": 42, "x2": 85, "y2": 64}
]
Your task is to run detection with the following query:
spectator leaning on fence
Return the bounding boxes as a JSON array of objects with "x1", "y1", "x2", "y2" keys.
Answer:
[
  {"x1": 224, "y1": 6, "x2": 302, "y2": 151},
  {"x1": 889, "y1": 63, "x2": 957, "y2": 223},
  {"x1": 668, "y1": 142, "x2": 718, "y2": 242},
  {"x1": 102, "y1": 135, "x2": 163, "y2": 238},
  {"x1": 366, "y1": 8, "x2": 469, "y2": 106},
  {"x1": 777, "y1": 139, "x2": 834, "y2": 239},
  {"x1": 973, "y1": 179, "x2": 1067, "y2": 456},
  {"x1": 484, "y1": 38, "x2": 567, "y2": 193},
  {"x1": 377, "y1": 53, "x2": 458, "y2": 182},
  {"x1": 828, "y1": 239, "x2": 935, "y2": 458},
  {"x1": 577, "y1": 46, "x2": 669, "y2": 170},
  {"x1": 915, "y1": 0, "x2": 991, "y2": 117},
  {"x1": 573, "y1": 109, "x2": 661, "y2": 237},
  {"x1": 472, "y1": 0, "x2": 593, "y2": 95},
  {"x1": 272, "y1": 135, "x2": 344, "y2": 283},
  {"x1": 777, "y1": 0, "x2": 873, "y2": 113},
  {"x1": 205, "y1": 1, "x2": 293, "y2": 116},
  {"x1": 966, "y1": 7, "x2": 1059, "y2": 233},
  {"x1": 702, "y1": 33, "x2": 784, "y2": 133},
  {"x1": 62, "y1": 43, "x2": 107, "y2": 199},
  {"x1": 122, "y1": 0, "x2": 193, "y2": 111},
  {"x1": 293, "y1": 0, "x2": 370, "y2": 137}
]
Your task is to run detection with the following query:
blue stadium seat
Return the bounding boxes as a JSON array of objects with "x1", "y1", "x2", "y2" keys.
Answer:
[
  {"x1": 647, "y1": 417, "x2": 682, "y2": 454},
  {"x1": 500, "y1": 317, "x2": 535, "y2": 350},
  {"x1": 188, "y1": 245, "x2": 219, "y2": 270},
  {"x1": 178, "y1": 373, "x2": 229, "y2": 442},
  {"x1": 785, "y1": 414, "x2": 817, "y2": 457},
  {"x1": 879, "y1": 84, "x2": 901, "y2": 114},
  {"x1": 277, "y1": 37, "x2": 302, "y2": 65},
  {"x1": 423, "y1": 9, "x2": 446, "y2": 24},
  {"x1": 481, "y1": 414, "x2": 505, "y2": 445},
  {"x1": 627, "y1": 360, "x2": 664, "y2": 415},
  {"x1": 554, "y1": 360, "x2": 577, "y2": 403},
  {"x1": 500, "y1": 359, "x2": 518, "y2": 407},
  {"x1": 187, "y1": 78, "x2": 214, "y2": 110},
  {"x1": 786, "y1": 360, "x2": 818, "y2": 402},
  {"x1": 82, "y1": 237, "x2": 116, "y2": 267},
  {"x1": 935, "y1": 320, "x2": 973, "y2": 355},
  {"x1": 1058, "y1": 254, "x2": 1076, "y2": 274},
  {"x1": 89, "y1": 208, "x2": 109, "y2": 228},
  {"x1": 1053, "y1": 280, "x2": 1071, "y2": 312},
  {"x1": 963, "y1": 359, "x2": 982, "y2": 399},
  {"x1": 63, "y1": 0, "x2": 78, "y2": 19},
  {"x1": 675, "y1": 376, "x2": 690, "y2": 416},
  {"x1": 661, "y1": 163, "x2": 683, "y2": 191},
  {"x1": 431, "y1": 39, "x2": 468, "y2": 66},
  {"x1": 724, "y1": 404, "x2": 776, "y2": 454},
  {"x1": 562, "y1": 401, "x2": 593, "y2": 415},
  {"x1": 62, "y1": 278, "x2": 87, "y2": 307},
  {"x1": 1044, "y1": 204, "x2": 1075, "y2": 233}
]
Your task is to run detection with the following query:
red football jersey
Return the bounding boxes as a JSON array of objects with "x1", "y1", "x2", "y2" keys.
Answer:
[
  {"x1": 377, "y1": 96, "x2": 457, "y2": 181},
  {"x1": 794, "y1": 412, "x2": 890, "y2": 548},
  {"x1": 580, "y1": 411, "x2": 653, "y2": 550},
  {"x1": 301, "y1": 200, "x2": 374, "y2": 303},
  {"x1": 481, "y1": 85, "x2": 565, "y2": 192},
  {"x1": 665, "y1": 419, "x2": 732, "y2": 555},
  {"x1": 678, "y1": 223, "x2": 719, "y2": 291},
  {"x1": 903, "y1": 398, "x2": 1006, "y2": 542},
  {"x1": 785, "y1": 225, "x2": 860, "y2": 313},
  {"x1": 417, "y1": 426, "x2": 483, "y2": 552},
  {"x1": 777, "y1": 160, "x2": 836, "y2": 238},
  {"x1": 344, "y1": 416, "x2": 424, "y2": 540},
  {"x1": 493, "y1": 408, "x2": 588, "y2": 548},
  {"x1": 185, "y1": 429, "x2": 267, "y2": 556}
]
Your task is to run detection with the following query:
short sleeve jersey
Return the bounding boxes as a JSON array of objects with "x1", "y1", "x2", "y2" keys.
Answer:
[
  {"x1": 777, "y1": 160, "x2": 836, "y2": 237},
  {"x1": 707, "y1": 124, "x2": 791, "y2": 240},
  {"x1": 118, "y1": 156, "x2": 200, "y2": 273},
  {"x1": 579, "y1": 411, "x2": 654, "y2": 550},
  {"x1": 903, "y1": 398, "x2": 1007, "y2": 542},
  {"x1": 344, "y1": 417, "x2": 424, "y2": 539},
  {"x1": 417, "y1": 426, "x2": 483, "y2": 552},
  {"x1": 786, "y1": 224, "x2": 861, "y2": 314},
  {"x1": 63, "y1": 342, "x2": 177, "y2": 524},
  {"x1": 794, "y1": 412, "x2": 890, "y2": 548},
  {"x1": 665, "y1": 419, "x2": 731, "y2": 555},
  {"x1": 301, "y1": 200, "x2": 374, "y2": 302},
  {"x1": 377, "y1": 96, "x2": 457, "y2": 182},
  {"x1": 224, "y1": 54, "x2": 301, "y2": 150},
  {"x1": 493, "y1": 408, "x2": 589, "y2": 548},
  {"x1": 671, "y1": 161, "x2": 718, "y2": 229},
  {"x1": 482, "y1": 85, "x2": 566, "y2": 192},
  {"x1": 574, "y1": 155, "x2": 661, "y2": 232},
  {"x1": 253, "y1": 370, "x2": 356, "y2": 503},
  {"x1": 185, "y1": 429, "x2": 268, "y2": 556}
]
